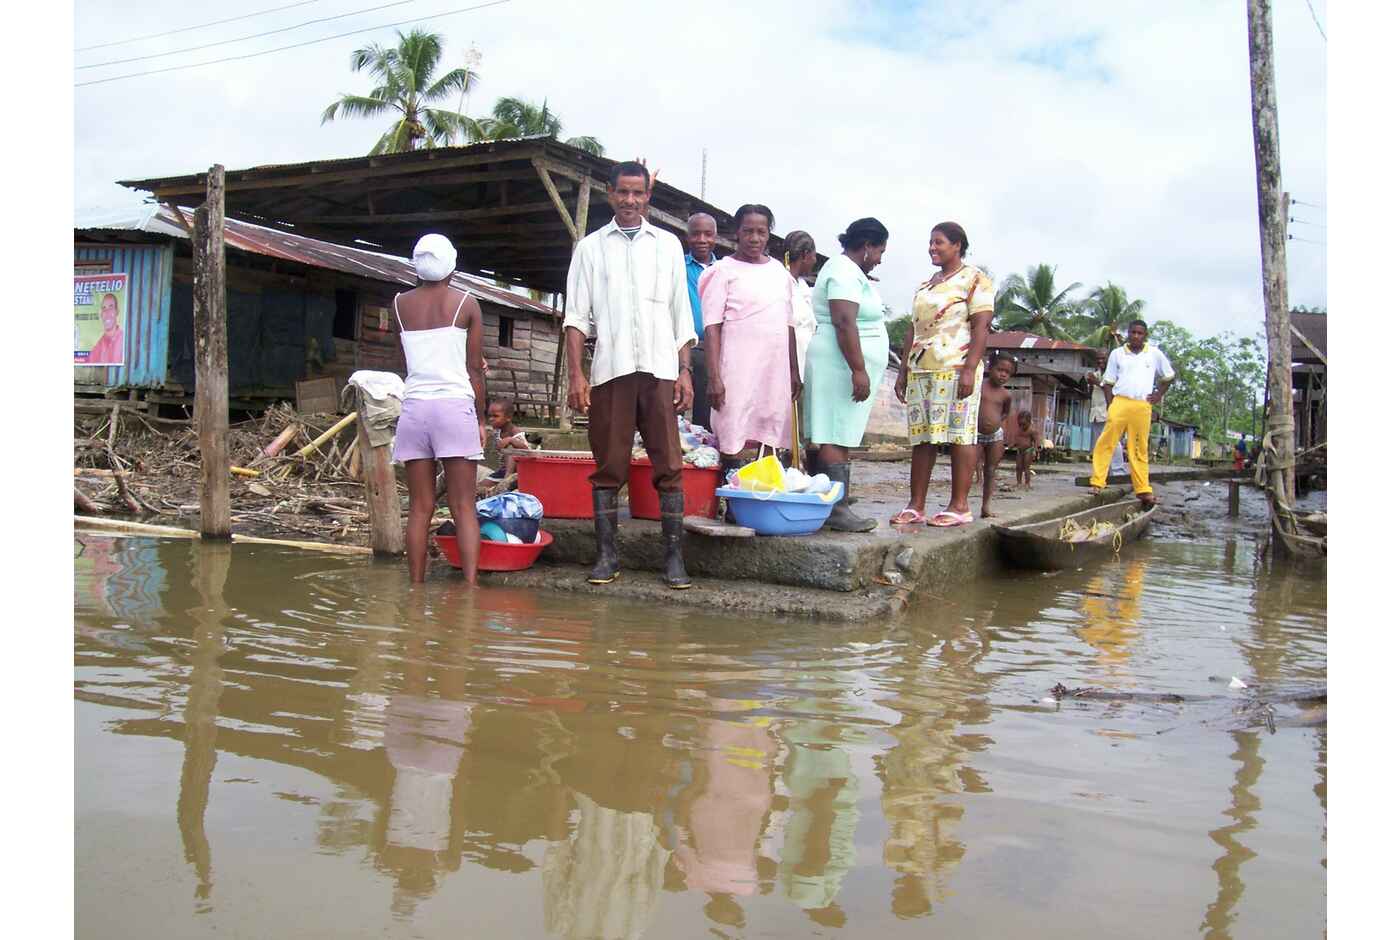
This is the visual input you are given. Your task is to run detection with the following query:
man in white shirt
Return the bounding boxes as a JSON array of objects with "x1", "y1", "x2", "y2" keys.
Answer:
[
  {"x1": 1088, "y1": 319, "x2": 1175, "y2": 506},
  {"x1": 1087, "y1": 348, "x2": 1129, "y2": 477},
  {"x1": 564, "y1": 161, "x2": 697, "y2": 589}
]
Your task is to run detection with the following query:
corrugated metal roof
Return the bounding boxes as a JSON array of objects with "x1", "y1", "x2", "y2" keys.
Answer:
[
  {"x1": 1290, "y1": 311, "x2": 1326, "y2": 363},
  {"x1": 75, "y1": 204, "x2": 557, "y2": 318},
  {"x1": 987, "y1": 331, "x2": 1095, "y2": 351}
]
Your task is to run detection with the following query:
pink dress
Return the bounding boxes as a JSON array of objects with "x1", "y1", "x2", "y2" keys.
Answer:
[{"x1": 698, "y1": 256, "x2": 796, "y2": 455}]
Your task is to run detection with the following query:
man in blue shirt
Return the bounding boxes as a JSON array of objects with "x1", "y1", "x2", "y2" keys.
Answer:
[{"x1": 684, "y1": 212, "x2": 718, "y2": 430}]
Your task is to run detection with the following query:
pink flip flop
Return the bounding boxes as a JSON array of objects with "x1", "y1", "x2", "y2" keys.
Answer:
[
  {"x1": 889, "y1": 508, "x2": 926, "y2": 526},
  {"x1": 928, "y1": 510, "x2": 974, "y2": 528}
]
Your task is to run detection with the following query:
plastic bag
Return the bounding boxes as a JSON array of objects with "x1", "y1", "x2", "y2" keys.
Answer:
[
  {"x1": 476, "y1": 491, "x2": 544, "y2": 521},
  {"x1": 733, "y1": 445, "x2": 785, "y2": 492}
]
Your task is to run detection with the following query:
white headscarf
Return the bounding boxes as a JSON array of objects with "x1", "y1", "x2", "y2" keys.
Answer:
[{"x1": 412, "y1": 233, "x2": 457, "y2": 282}]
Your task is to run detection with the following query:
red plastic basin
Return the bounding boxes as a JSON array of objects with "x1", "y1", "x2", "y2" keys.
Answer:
[
  {"x1": 514, "y1": 452, "x2": 595, "y2": 519},
  {"x1": 435, "y1": 530, "x2": 553, "y2": 571},
  {"x1": 628, "y1": 459, "x2": 721, "y2": 520}
]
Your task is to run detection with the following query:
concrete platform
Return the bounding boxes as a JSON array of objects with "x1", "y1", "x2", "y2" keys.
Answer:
[{"x1": 480, "y1": 462, "x2": 1133, "y2": 621}]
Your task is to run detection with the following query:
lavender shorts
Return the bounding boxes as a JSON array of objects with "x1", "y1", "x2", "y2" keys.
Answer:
[{"x1": 393, "y1": 397, "x2": 484, "y2": 463}]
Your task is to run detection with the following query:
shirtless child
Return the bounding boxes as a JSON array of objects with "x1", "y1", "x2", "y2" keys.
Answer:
[
  {"x1": 1010, "y1": 410, "x2": 1037, "y2": 490},
  {"x1": 486, "y1": 398, "x2": 532, "y2": 479},
  {"x1": 975, "y1": 353, "x2": 1016, "y2": 517}
]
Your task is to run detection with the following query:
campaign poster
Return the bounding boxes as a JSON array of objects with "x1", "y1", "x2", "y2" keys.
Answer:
[{"x1": 75, "y1": 273, "x2": 128, "y2": 366}]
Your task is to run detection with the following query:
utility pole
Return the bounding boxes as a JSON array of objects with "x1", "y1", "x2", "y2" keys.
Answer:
[
  {"x1": 1246, "y1": 0, "x2": 1296, "y2": 505},
  {"x1": 700, "y1": 148, "x2": 708, "y2": 201},
  {"x1": 193, "y1": 165, "x2": 230, "y2": 538}
]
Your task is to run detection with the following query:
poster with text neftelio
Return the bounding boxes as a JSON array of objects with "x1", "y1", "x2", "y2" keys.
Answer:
[{"x1": 75, "y1": 274, "x2": 127, "y2": 366}]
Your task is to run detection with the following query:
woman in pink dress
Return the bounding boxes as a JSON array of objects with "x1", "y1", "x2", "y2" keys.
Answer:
[{"x1": 698, "y1": 204, "x2": 801, "y2": 484}]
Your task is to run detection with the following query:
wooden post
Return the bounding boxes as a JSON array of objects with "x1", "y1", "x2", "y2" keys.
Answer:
[
  {"x1": 1228, "y1": 481, "x2": 1241, "y2": 518},
  {"x1": 1247, "y1": 0, "x2": 1296, "y2": 506},
  {"x1": 355, "y1": 389, "x2": 404, "y2": 556},
  {"x1": 192, "y1": 165, "x2": 230, "y2": 538}
]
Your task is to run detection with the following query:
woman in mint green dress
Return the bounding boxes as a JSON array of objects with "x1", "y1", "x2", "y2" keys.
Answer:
[{"x1": 802, "y1": 218, "x2": 890, "y2": 532}]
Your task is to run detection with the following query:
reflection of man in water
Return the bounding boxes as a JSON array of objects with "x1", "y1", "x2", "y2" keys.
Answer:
[{"x1": 87, "y1": 293, "x2": 124, "y2": 363}]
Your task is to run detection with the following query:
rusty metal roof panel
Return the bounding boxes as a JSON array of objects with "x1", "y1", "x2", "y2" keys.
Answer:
[
  {"x1": 987, "y1": 331, "x2": 1095, "y2": 351},
  {"x1": 76, "y1": 204, "x2": 556, "y2": 317}
]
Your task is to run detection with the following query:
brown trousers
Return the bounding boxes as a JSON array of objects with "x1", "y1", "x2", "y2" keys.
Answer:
[{"x1": 588, "y1": 372, "x2": 683, "y2": 492}]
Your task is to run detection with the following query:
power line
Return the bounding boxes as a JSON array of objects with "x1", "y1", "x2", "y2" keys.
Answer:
[
  {"x1": 1289, "y1": 197, "x2": 1325, "y2": 209},
  {"x1": 75, "y1": 0, "x2": 513, "y2": 88},
  {"x1": 1288, "y1": 216, "x2": 1325, "y2": 227},
  {"x1": 79, "y1": 0, "x2": 421, "y2": 70},
  {"x1": 1288, "y1": 234, "x2": 1325, "y2": 246},
  {"x1": 76, "y1": 1, "x2": 327, "y2": 53},
  {"x1": 1303, "y1": 0, "x2": 1327, "y2": 42}
]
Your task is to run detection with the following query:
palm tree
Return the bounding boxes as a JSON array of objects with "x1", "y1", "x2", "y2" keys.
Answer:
[
  {"x1": 321, "y1": 29, "x2": 482, "y2": 155},
  {"x1": 994, "y1": 263, "x2": 1083, "y2": 340},
  {"x1": 1077, "y1": 281, "x2": 1145, "y2": 349},
  {"x1": 477, "y1": 96, "x2": 604, "y2": 156}
]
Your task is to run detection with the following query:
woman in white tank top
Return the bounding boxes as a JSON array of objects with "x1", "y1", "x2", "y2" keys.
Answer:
[{"x1": 392, "y1": 234, "x2": 487, "y2": 584}]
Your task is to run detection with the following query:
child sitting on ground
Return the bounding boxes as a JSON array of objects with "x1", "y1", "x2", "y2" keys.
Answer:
[
  {"x1": 975, "y1": 353, "x2": 1016, "y2": 517},
  {"x1": 1010, "y1": 410, "x2": 1037, "y2": 490},
  {"x1": 485, "y1": 398, "x2": 532, "y2": 480}
]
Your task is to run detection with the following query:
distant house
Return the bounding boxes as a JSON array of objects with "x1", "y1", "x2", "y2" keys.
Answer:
[
  {"x1": 74, "y1": 205, "x2": 563, "y2": 418},
  {"x1": 1291, "y1": 310, "x2": 1326, "y2": 450},
  {"x1": 1153, "y1": 418, "x2": 1199, "y2": 460}
]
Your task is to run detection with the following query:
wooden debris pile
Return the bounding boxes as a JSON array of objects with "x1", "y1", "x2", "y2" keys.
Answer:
[{"x1": 73, "y1": 403, "x2": 388, "y2": 544}]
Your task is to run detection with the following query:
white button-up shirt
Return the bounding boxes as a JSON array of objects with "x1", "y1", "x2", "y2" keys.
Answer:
[
  {"x1": 1103, "y1": 343, "x2": 1175, "y2": 400},
  {"x1": 563, "y1": 217, "x2": 697, "y2": 388}
]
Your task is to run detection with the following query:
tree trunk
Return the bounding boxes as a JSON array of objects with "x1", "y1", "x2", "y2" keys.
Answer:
[
  {"x1": 1247, "y1": 0, "x2": 1296, "y2": 504},
  {"x1": 193, "y1": 165, "x2": 231, "y2": 538}
]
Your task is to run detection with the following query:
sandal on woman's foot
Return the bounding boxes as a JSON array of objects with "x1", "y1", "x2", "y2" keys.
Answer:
[
  {"x1": 928, "y1": 510, "x2": 974, "y2": 528},
  {"x1": 889, "y1": 508, "x2": 926, "y2": 526}
]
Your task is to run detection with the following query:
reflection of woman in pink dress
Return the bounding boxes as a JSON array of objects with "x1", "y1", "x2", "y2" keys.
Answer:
[
  {"x1": 672, "y1": 698, "x2": 777, "y2": 898},
  {"x1": 699, "y1": 205, "x2": 801, "y2": 481}
]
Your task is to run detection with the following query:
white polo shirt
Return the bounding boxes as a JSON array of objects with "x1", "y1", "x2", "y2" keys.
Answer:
[{"x1": 1103, "y1": 343, "x2": 1174, "y2": 400}]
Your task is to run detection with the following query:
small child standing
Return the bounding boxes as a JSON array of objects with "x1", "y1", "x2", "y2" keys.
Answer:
[
  {"x1": 1010, "y1": 410, "x2": 1038, "y2": 490},
  {"x1": 975, "y1": 353, "x2": 1016, "y2": 517},
  {"x1": 485, "y1": 398, "x2": 531, "y2": 479}
]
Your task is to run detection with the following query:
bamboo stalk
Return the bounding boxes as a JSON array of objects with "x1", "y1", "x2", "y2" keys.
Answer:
[
  {"x1": 230, "y1": 466, "x2": 261, "y2": 477},
  {"x1": 290, "y1": 412, "x2": 358, "y2": 459},
  {"x1": 74, "y1": 516, "x2": 374, "y2": 556}
]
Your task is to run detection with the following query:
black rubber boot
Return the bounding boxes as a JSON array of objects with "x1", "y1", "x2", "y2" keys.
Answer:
[
  {"x1": 822, "y1": 463, "x2": 877, "y2": 532},
  {"x1": 719, "y1": 456, "x2": 744, "y2": 523},
  {"x1": 659, "y1": 491, "x2": 692, "y2": 589},
  {"x1": 588, "y1": 488, "x2": 621, "y2": 584}
]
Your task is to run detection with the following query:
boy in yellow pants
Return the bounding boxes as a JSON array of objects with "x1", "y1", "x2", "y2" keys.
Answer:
[{"x1": 1089, "y1": 320, "x2": 1174, "y2": 507}]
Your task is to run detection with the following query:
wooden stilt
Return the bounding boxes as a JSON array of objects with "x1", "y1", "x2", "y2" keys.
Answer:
[
  {"x1": 354, "y1": 390, "x2": 404, "y2": 556},
  {"x1": 193, "y1": 164, "x2": 230, "y2": 538},
  {"x1": 1228, "y1": 481, "x2": 1241, "y2": 518}
]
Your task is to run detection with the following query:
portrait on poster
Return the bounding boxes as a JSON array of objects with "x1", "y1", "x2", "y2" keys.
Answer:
[{"x1": 75, "y1": 274, "x2": 127, "y2": 366}]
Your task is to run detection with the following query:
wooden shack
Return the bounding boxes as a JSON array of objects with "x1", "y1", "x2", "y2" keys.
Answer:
[
  {"x1": 74, "y1": 205, "x2": 561, "y2": 418},
  {"x1": 986, "y1": 332, "x2": 1098, "y2": 450}
]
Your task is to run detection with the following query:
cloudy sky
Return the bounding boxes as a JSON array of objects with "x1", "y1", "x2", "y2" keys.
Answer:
[{"x1": 73, "y1": 0, "x2": 1327, "y2": 338}]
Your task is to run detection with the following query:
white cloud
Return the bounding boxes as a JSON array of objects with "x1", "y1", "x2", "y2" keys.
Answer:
[{"x1": 73, "y1": 0, "x2": 1327, "y2": 336}]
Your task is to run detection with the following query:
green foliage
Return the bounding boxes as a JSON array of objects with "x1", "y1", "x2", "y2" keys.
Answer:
[
  {"x1": 995, "y1": 264, "x2": 1083, "y2": 339},
  {"x1": 1075, "y1": 281, "x2": 1145, "y2": 349},
  {"x1": 1149, "y1": 320, "x2": 1266, "y2": 442},
  {"x1": 886, "y1": 314, "x2": 911, "y2": 352},
  {"x1": 321, "y1": 29, "x2": 483, "y2": 154},
  {"x1": 476, "y1": 96, "x2": 605, "y2": 156}
]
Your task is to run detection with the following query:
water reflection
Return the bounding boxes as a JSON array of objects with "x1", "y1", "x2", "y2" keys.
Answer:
[{"x1": 73, "y1": 530, "x2": 1328, "y2": 939}]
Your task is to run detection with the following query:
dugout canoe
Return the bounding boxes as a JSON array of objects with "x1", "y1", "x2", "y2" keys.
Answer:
[{"x1": 992, "y1": 498, "x2": 1156, "y2": 571}]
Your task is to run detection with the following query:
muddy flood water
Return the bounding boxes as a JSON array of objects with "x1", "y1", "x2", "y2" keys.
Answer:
[{"x1": 75, "y1": 485, "x2": 1326, "y2": 939}]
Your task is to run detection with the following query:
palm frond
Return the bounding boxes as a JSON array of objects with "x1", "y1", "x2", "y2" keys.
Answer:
[
  {"x1": 323, "y1": 93, "x2": 395, "y2": 122},
  {"x1": 422, "y1": 66, "x2": 476, "y2": 102},
  {"x1": 563, "y1": 135, "x2": 605, "y2": 156}
]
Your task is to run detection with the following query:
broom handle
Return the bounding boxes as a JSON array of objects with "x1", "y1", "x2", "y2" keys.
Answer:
[{"x1": 791, "y1": 403, "x2": 803, "y2": 472}]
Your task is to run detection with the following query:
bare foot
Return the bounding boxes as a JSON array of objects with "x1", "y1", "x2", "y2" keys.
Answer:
[{"x1": 981, "y1": 508, "x2": 997, "y2": 518}]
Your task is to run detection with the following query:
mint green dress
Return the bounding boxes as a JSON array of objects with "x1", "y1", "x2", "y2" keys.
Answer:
[{"x1": 801, "y1": 254, "x2": 891, "y2": 447}]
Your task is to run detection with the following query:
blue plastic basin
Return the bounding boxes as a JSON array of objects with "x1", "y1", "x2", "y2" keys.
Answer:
[{"x1": 715, "y1": 483, "x2": 844, "y2": 536}]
